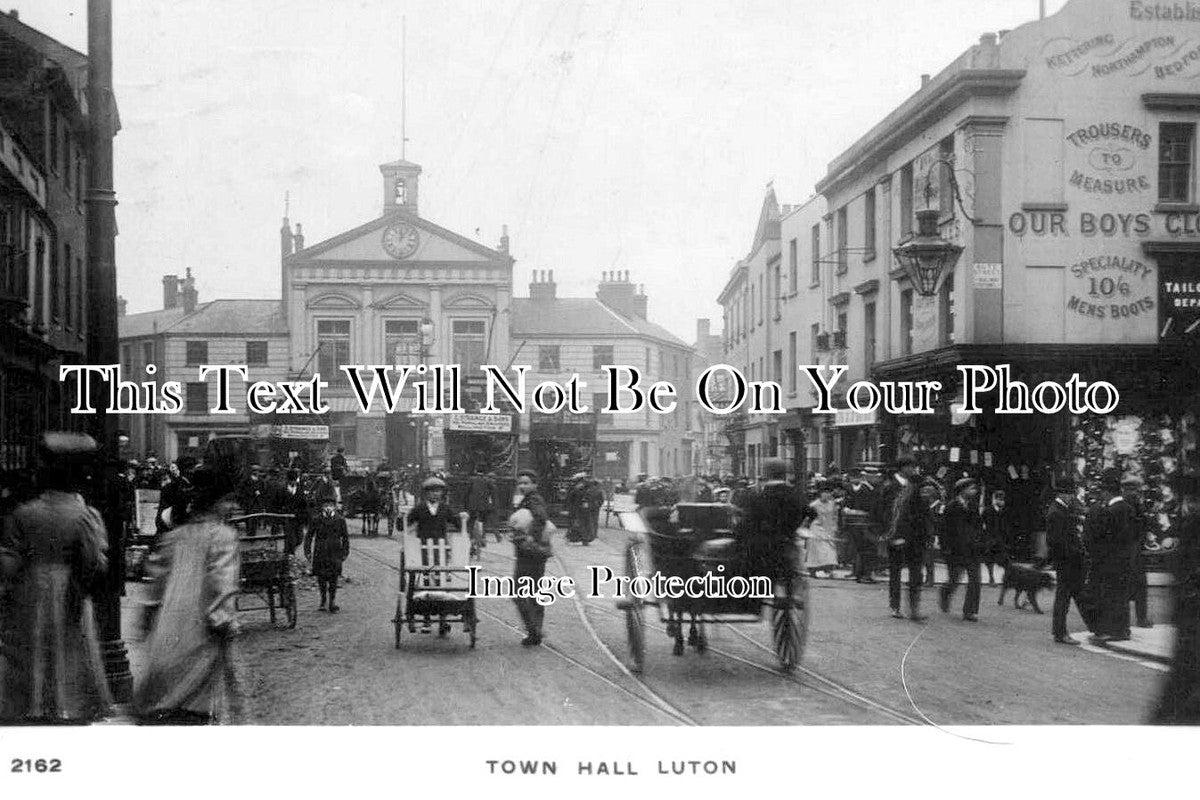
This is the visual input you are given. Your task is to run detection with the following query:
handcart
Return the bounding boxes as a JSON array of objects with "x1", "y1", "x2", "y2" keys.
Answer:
[
  {"x1": 229, "y1": 512, "x2": 298, "y2": 629},
  {"x1": 393, "y1": 514, "x2": 477, "y2": 648},
  {"x1": 617, "y1": 503, "x2": 808, "y2": 673}
]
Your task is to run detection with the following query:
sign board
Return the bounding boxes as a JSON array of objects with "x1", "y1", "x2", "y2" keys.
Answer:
[
  {"x1": 973, "y1": 262, "x2": 1002, "y2": 289},
  {"x1": 444, "y1": 414, "x2": 514, "y2": 433},
  {"x1": 834, "y1": 409, "x2": 877, "y2": 427},
  {"x1": 272, "y1": 424, "x2": 330, "y2": 440}
]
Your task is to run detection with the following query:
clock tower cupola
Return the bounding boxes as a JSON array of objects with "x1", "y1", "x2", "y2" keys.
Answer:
[{"x1": 380, "y1": 158, "x2": 421, "y2": 217}]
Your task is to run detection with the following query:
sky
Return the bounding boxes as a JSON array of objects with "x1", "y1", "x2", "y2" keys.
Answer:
[{"x1": 20, "y1": 0, "x2": 1070, "y2": 343}]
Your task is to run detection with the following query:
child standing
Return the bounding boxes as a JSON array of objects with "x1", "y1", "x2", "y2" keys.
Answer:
[{"x1": 304, "y1": 498, "x2": 349, "y2": 612}]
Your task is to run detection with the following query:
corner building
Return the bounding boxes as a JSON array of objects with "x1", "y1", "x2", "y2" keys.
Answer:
[{"x1": 815, "y1": 0, "x2": 1199, "y2": 544}]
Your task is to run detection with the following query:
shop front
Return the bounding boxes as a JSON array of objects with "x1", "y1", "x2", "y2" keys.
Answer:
[{"x1": 875, "y1": 343, "x2": 1199, "y2": 559}]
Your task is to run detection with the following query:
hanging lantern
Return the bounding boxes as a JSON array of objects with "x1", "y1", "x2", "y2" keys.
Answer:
[{"x1": 892, "y1": 208, "x2": 963, "y2": 296}]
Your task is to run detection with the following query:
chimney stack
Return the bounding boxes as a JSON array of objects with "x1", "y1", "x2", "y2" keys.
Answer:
[
  {"x1": 180, "y1": 268, "x2": 198, "y2": 313},
  {"x1": 529, "y1": 269, "x2": 557, "y2": 302},
  {"x1": 281, "y1": 216, "x2": 294, "y2": 259},
  {"x1": 162, "y1": 274, "x2": 180, "y2": 309},
  {"x1": 920, "y1": 73, "x2": 931, "y2": 88},
  {"x1": 499, "y1": 224, "x2": 510, "y2": 255},
  {"x1": 696, "y1": 318, "x2": 711, "y2": 341},
  {"x1": 117, "y1": 296, "x2": 127, "y2": 316},
  {"x1": 598, "y1": 269, "x2": 644, "y2": 317},
  {"x1": 293, "y1": 223, "x2": 305, "y2": 251}
]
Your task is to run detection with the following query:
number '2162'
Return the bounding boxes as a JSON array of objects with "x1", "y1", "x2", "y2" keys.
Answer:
[{"x1": 11, "y1": 759, "x2": 62, "y2": 773}]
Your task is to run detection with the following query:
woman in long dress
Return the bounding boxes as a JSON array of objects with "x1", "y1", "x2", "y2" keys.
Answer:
[
  {"x1": 802, "y1": 482, "x2": 841, "y2": 577},
  {"x1": 133, "y1": 465, "x2": 241, "y2": 725},
  {"x1": 0, "y1": 449, "x2": 113, "y2": 724}
]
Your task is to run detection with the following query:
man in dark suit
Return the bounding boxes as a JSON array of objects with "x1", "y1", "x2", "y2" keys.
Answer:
[
  {"x1": 465, "y1": 468, "x2": 494, "y2": 554},
  {"x1": 878, "y1": 455, "x2": 929, "y2": 621},
  {"x1": 1085, "y1": 472, "x2": 1142, "y2": 643},
  {"x1": 1046, "y1": 480, "x2": 1086, "y2": 645},
  {"x1": 939, "y1": 478, "x2": 982, "y2": 622},
  {"x1": 276, "y1": 468, "x2": 309, "y2": 555},
  {"x1": 738, "y1": 459, "x2": 811, "y2": 588}
]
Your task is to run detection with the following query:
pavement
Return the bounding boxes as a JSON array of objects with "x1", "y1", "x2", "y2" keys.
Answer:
[{"x1": 1083, "y1": 624, "x2": 1176, "y2": 664}]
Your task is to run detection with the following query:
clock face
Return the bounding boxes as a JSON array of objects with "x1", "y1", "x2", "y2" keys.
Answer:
[{"x1": 382, "y1": 223, "x2": 420, "y2": 259}]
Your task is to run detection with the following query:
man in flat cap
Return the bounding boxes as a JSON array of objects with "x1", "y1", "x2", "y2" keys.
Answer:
[{"x1": 940, "y1": 477, "x2": 983, "y2": 621}]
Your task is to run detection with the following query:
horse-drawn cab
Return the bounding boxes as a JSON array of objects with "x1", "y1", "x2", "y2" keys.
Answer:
[{"x1": 618, "y1": 501, "x2": 808, "y2": 673}]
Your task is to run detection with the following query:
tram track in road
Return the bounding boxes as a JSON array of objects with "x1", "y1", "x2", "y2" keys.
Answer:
[
  {"x1": 345, "y1": 541, "x2": 699, "y2": 727},
  {"x1": 474, "y1": 549, "x2": 923, "y2": 726}
]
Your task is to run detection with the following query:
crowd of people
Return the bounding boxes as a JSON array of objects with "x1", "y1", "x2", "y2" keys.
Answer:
[{"x1": 2, "y1": 435, "x2": 1197, "y2": 724}]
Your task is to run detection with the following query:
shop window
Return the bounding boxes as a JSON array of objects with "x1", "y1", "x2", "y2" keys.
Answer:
[
  {"x1": 330, "y1": 412, "x2": 358, "y2": 454},
  {"x1": 900, "y1": 162, "x2": 914, "y2": 236},
  {"x1": 538, "y1": 345, "x2": 560, "y2": 372},
  {"x1": 901, "y1": 289, "x2": 914, "y2": 356},
  {"x1": 246, "y1": 340, "x2": 269, "y2": 365},
  {"x1": 788, "y1": 238, "x2": 798, "y2": 293},
  {"x1": 316, "y1": 320, "x2": 351, "y2": 385},
  {"x1": 121, "y1": 344, "x2": 133, "y2": 375},
  {"x1": 810, "y1": 323, "x2": 820, "y2": 360},
  {"x1": 592, "y1": 345, "x2": 613, "y2": 371},
  {"x1": 185, "y1": 340, "x2": 208, "y2": 366},
  {"x1": 1159, "y1": 122, "x2": 1195, "y2": 204},
  {"x1": 185, "y1": 382, "x2": 207, "y2": 414},
  {"x1": 451, "y1": 320, "x2": 487, "y2": 372}
]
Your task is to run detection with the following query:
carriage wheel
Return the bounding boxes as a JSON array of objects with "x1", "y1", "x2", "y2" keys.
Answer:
[
  {"x1": 282, "y1": 582, "x2": 298, "y2": 629},
  {"x1": 624, "y1": 543, "x2": 646, "y2": 673},
  {"x1": 772, "y1": 578, "x2": 809, "y2": 672},
  {"x1": 394, "y1": 595, "x2": 404, "y2": 649}
]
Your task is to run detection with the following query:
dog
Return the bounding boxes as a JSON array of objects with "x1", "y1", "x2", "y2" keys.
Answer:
[{"x1": 997, "y1": 561, "x2": 1055, "y2": 613}]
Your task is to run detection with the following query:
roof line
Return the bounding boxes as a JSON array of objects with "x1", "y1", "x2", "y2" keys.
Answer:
[{"x1": 593, "y1": 299, "x2": 640, "y2": 334}]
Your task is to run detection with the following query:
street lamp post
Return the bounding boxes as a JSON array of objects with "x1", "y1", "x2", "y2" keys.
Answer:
[{"x1": 418, "y1": 318, "x2": 435, "y2": 475}]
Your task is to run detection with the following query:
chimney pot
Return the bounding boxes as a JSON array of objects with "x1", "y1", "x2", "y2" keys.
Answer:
[
  {"x1": 980, "y1": 32, "x2": 997, "y2": 47},
  {"x1": 118, "y1": 296, "x2": 128, "y2": 317},
  {"x1": 294, "y1": 223, "x2": 305, "y2": 251},
  {"x1": 548, "y1": 269, "x2": 554, "y2": 282},
  {"x1": 920, "y1": 73, "x2": 931, "y2": 87},
  {"x1": 8, "y1": 10, "x2": 17, "y2": 20}
]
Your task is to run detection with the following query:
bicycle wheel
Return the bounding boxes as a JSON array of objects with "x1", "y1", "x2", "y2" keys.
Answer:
[{"x1": 772, "y1": 578, "x2": 809, "y2": 672}]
